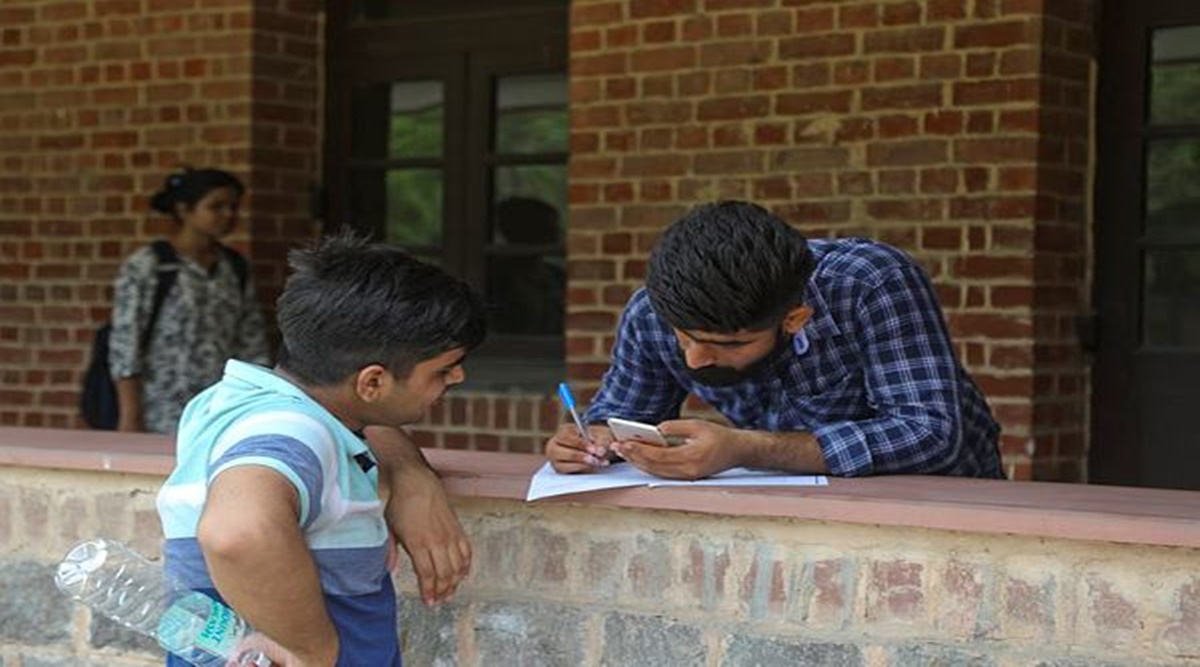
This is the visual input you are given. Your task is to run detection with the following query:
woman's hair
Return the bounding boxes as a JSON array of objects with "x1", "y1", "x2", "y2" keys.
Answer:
[{"x1": 149, "y1": 167, "x2": 245, "y2": 220}]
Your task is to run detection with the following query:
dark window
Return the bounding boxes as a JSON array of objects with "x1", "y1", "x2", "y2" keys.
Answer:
[{"x1": 325, "y1": 2, "x2": 568, "y2": 389}]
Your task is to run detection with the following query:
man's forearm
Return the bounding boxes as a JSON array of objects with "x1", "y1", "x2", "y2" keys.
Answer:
[
  {"x1": 741, "y1": 429, "x2": 830, "y2": 474},
  {"x1": 364, "y1": 426, "x2": 435, "y2": 480}
]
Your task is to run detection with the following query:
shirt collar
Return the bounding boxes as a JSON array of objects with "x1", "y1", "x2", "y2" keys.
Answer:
[
  {"x1": 800, "y1": 281, "x2": 841, "y2": 343},
  {"x1": 223, "y1": 359, "x2": 311, "y2": 401},
  {"x1": 220, "y1": 360, "x2": 372, "y2": 457}
]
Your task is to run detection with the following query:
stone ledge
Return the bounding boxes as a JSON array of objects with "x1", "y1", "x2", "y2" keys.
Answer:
[{"x1": 2, "y1": 426, "x2": 1198, "y2": 549}]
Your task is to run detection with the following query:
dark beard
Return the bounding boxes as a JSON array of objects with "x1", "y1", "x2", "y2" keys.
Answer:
[{"x1": 680, "y1": 328, "x2": 790, "y2": 387}]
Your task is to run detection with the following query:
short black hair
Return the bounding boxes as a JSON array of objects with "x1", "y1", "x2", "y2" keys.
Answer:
[
  {"x1": 276, "y1": 231, "x2": 487, "y2": 385},
  {"x1": 149, "y1": 167, "x2": 245, "y2": 220},
  {"x1": 646, "y1": 200, "x2": 816, "y2": 332}
]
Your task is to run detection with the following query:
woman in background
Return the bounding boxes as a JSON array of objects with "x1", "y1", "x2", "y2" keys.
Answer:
[{"x1": 108, "y1": 167, "x2": 270, "y2": 434}]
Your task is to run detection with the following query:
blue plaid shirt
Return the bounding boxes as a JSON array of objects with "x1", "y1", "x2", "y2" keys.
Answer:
[{"x1": 583, "y1": 238, "x2": 1003, "y2": 478}]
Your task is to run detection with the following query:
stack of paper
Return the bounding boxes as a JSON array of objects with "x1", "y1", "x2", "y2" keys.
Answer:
[{"x1": 526, "y1": 462, "x2": 828, "y2": 501}]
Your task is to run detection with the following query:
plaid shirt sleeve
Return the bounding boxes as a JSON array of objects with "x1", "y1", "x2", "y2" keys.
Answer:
[
  {"x1": 583, "y1": 291, "x2": 688, "y2": 425},
  {"x1": 811, "y1": 265, "x2": 967, "y2": 476}
]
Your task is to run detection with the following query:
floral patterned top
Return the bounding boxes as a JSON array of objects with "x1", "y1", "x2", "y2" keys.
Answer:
[{"x1": 108, "y1": 244, "x2": 271, "y2": 434}]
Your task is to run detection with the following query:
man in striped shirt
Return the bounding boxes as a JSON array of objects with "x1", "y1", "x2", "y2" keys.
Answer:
[
  {"x1": 545, "y1": 200, "x2": 1003, "y2": 480},
  {"x1": 158, "y1": 233, "x2": 486, "y2": 665}
]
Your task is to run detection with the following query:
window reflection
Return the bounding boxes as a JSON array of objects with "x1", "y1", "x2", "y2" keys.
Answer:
[
  {"x1": 1150, "y1": 26, "x2": 1200, "y2": 126},
  {"x1": 349, "y1": 168, "x2": 443, "y2": 251},
  {"x1": 1144, "y1": 249, "x2": 1200, "y2": 347},
  {"x1": 1145, "y1": 139, "x2": 1200, "y2": 234},
  {"x1": 487, "y1": 197, "x2": 565, "y2": 335},
  {"x1": 495, "y1": 74, "x2": 568, "y2": 154},
  {"x1": 352, "y1": 81, "x2": 444, "y2": 160}
]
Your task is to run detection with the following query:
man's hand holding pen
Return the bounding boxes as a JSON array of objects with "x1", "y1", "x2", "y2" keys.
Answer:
[
  {"x1": 551, "y1": 383, "x2": 616, "y2": 473},
  {"x1": 544, "y1": 422, "x2": 615, "y2": 473}
]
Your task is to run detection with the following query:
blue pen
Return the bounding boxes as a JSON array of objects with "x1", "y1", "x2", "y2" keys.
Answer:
[{"x1": 557, "y1": 382, "x2": 595, "y2": 447}]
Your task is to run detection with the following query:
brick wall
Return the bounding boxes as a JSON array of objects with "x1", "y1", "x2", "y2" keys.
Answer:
[
  {"x1": 3, "y1": 464, "x2": 1198, "y2": 665},
  {"x1": 0, "y1": 0, "x2": 320, "y2": 427},
  {"x1": 0, "y1": 0, "x2": 1099, "y2": 481},
  {"x1": 565, "y1": 0, "x2": 1097, "y2": 480}
]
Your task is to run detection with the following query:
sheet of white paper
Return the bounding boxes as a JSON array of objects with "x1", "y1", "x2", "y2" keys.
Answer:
[{"x1": 525, "y1": 462, "x2": 827, "y2": 501}]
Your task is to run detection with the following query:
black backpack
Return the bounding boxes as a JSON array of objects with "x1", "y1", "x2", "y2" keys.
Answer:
[{"x1": 80, "y1": 240, "x2": 248, "y2": 430}]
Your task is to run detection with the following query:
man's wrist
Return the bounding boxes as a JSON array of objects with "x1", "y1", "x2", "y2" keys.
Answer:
[
  {"x1": 737, "y1": 429, "x2": 775, "y2": 469},
  {"x1": 738, "y1": 429, "x2": 829, "y2": 474}
]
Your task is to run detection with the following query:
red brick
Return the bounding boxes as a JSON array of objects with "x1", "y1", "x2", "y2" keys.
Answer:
[
  {"x1": 838, "y1": 4, "x2": 878, "y2": 28},
  {"x1": 573, "y1": 2, "x2": 623, "y2": 26},
  {"x1": 1003, "y1": 576, "x2": 1056, "y2": 630},
  {"x1": 604, "y1": 25, "x2": 637, "y2": 48},
  {"x1": 1164, "y1": 578, "x2": 1200, "y2": 652},
  {"x1": 713, "y1": 69, "x2": 752, "y2": 94},
  {"x1": 683, "y1": 541, "x2": 730, "y2": 607},
  {"x1": 715, "y1": 14, "x2": 753, "y2": 37},
  {"x1": 713, "y1": 124, "x2": 748, "y2": 147},
  {"x1": 776, "y1": 91, "x2": 852, "y2": 115},
  {"x1": 697, "y1": 96, "x2": 769, "y2": 120},
  {"x1": 949, "y1": 313, "x2": 1033, "y2": 339},
  {"x1": 865, "y1": 27, "x2": 945, "y2": 53},
  {"x1": 955, "y1": 20, "x2": 1033, "y2": 49},
  {"x1": 779, "y1": 34, "x2": 855, "y2": 59},
  {"x1": 862, "y1": 84, "x2": 942, "y2": 110},
  {"x1": 866, "y1": 560, "x2": 925, "y2": 621},
  {"x1": 630, "y1": 0, "x2": 696, "y2": 18},
  {"x1": 795, "y1": 7, "x2": 835, "y2": 32},
  {"x1": 631, "y1": 46, "x2": 695, "y2": 72},
  {"x1": 955, "y1": 137, "x2": 1038, "y2": 163},
  {"x1": 953, "y1": 78, "x2": 1039, "y2": 106},
  {"x1": 755, "y1": 10, "x2": 792, "y2": 35},
  {"x1": 878, "y1": 170, "x2": 912, "y2": 194},
  {"x1": 754, "y1": 177, "x2": 792, "y2": 200},
  {"x1": 867, "y1": 139, "x2": 948, "y2": 166},
  {"x1": 875, "y1": 57, "x2": 917, "y2": 82},
  {"x1": 740, "y1": 551, "x2": 788, "y2": 615},
  {"x1": 878, "y1": 113, "x2": 919, "y2": 138},
  {"x1": 642, "y1": 20, "x2": 676, "y2": 43}
]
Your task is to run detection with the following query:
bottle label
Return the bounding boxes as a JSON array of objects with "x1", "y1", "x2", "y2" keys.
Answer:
[
  {"x1": 157, "y1": 592, "x2": 242, "y2": 659},
  {"x1": 194, "y1": 596, "x2": 240, "y2": 655}
]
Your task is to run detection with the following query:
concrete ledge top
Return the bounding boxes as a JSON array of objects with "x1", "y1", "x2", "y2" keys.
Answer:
[{"x1": 3, "y1": 426, "x2": 1198, "y2": 549}]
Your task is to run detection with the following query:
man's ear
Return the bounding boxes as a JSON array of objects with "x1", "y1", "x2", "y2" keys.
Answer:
[
  {"x1": 781, "y1": 305, "x2": 813, "y2": 335},
  {"x1": 353, "y1": 364, "x2": 390, "y2": 403}
]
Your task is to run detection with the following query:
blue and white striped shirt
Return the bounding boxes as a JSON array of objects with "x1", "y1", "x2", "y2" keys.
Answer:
[
  {"x1": 158, "y1": 360, "x2": 400, "y2": 666},
  {"x1": 583, "y1": 238, "x2": 1003, "y2": 478}
]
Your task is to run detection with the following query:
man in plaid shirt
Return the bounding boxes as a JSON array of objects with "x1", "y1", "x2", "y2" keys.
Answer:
[{"x1": 545, "y1": 200, "x2": 1003, "y2": 479}]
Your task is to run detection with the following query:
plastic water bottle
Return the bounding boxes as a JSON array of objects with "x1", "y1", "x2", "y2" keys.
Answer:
[{"x1": 54, "y1": 538, "x2": 271, "y2": 666}]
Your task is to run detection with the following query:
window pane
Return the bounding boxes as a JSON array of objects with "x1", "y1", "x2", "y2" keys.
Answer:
[
  {"x1": 349, "y1": 169, "x2": 443, "y2": 249},
  {"x1": 489, "y1": 169, "x2": 565, "y2": 336},
  {"x1": 493, "y1": 165, "x2": 566, "y2": 243},
  {"x1": 486, "y1": 252, "x2": 565, "y2": 335},
  {"x1": 1144, "y1": 250, "x2": 1200, "y2": 347},
  {"x1": 351, "y1": 81, "x2": 443, "y2": 160},
  {"x1": 1152, "y1": 25, "x2": 1200, "y2": 62},
  {"x1": 386, "y1": 169, "x2": 442, "y2": 248},
  {"x1": 495, "y1": 73, "x2": 568, "y2": 154},
  {"x1": 1145, "y1": 139, "x2": 1200, "y2": 235},
  {"x1": 1150, "y1": 26, "x2": 1200, "y2": 126}
]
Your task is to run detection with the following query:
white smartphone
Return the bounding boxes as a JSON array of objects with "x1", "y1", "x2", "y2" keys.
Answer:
[{"x1": 606, "y1": 417, "x2": 669, "y2": 446}]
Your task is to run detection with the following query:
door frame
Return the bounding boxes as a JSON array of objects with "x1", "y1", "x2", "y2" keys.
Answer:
[{"x1": 1091, "y1": 0, "x2": 1200, "y2": 485}]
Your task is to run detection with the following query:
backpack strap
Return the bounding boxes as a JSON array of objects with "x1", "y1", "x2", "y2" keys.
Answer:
[
  {"x1": 143, "y1": 240, "x2": 181, "y2": 347},
  {"x1": 218, "y1": 244, "x2": 249, "y2": 293}
]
